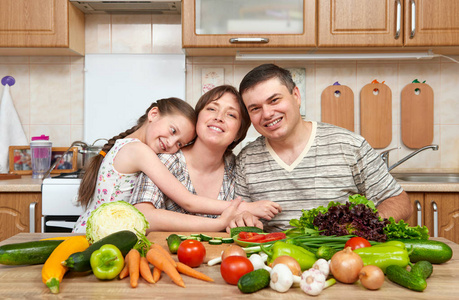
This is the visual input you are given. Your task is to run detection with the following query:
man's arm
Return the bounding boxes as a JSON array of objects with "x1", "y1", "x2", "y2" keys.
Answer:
[{"x1": 376, "y1": 191, "x2": 413, "y2": 222}]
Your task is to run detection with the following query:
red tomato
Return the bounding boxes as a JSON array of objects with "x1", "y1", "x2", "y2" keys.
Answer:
[
  {"x1": 345, "y1": 237, "x2": 372, "y2": 250},
  {"x1": 177, "y1": 240, "x2": 206, "y2": 267},
  {"x1": 220, "y1": 256, "x2": 254, "y2": 285}
]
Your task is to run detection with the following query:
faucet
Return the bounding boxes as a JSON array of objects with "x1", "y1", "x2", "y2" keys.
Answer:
[
  {"x1": 380, "y1": 147, "x2": 400, "y2": 169},
  {"x1": 43, "y1": 141, "x2": 88, "y2": 178},
  {"x1": 385, "y1": 144, "x2": 439, "y2": 172}
]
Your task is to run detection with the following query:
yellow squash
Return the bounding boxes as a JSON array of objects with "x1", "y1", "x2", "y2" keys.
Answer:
[{"x1": 42, "y1": 235, "x2": 89, "y2": 293}]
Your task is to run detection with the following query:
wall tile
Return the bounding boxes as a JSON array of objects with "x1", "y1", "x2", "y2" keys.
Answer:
[
  {"x1": 152, "y1": 24, "x2": 182, "y2": 54},
  {"x1": 70, "y1": 63, "x2": 84, "y2": 125},
  {"x1": 30, "y1": 64, "x2": 71, "y2": 125},
  {"x1": 111, "y1": 14, "x2": 152, "y2": 53},
  {"x1": 440, "y1": 125, "x2": 459, "y2": 170},
  {"x1": 85, "y1": 14, "x2": 111, "y2": 54},
  {"x1": 440, "y1": 62, "x2": 459, "y2": 125}
]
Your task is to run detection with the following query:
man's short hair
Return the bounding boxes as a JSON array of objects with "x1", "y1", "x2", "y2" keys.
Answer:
[{"x1": 239, "y1": 64, "x2": 296, "y2": 96}]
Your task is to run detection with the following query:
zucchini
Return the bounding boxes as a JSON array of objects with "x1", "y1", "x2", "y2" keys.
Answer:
[
  {"x1": 237, "y1": 269, "x2": 270, "y2": 293},
  {"x1": 230, "y1": 226, "x2": 264, "y2": 237},
  {"x1": 394, "y1": 239, "x2": 453, "y2": 264},
  {"x1": 411, "y1": 261, "x2": 433, "y2": 279},
  {"x1": 386, "y1": 265, "x2": 427, "y2": 292},
  {"x1": 62, "y1": 230, "x2": 137, "y2": 272},
  {"x1": 0, "y1": 240, "x2": 64, "y2": 265},
  {"x1": 166, "y1": 234, "x2": 182, "y2": 254}
]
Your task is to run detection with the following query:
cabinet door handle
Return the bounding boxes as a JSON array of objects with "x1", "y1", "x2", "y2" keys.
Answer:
[
  {"x1": 415, "y1": 200, "x2": 422, "y2": 226},
  {"x1": 410, "y1": 0, "x2": 416, "y2": 38},
  {"x1": 29, "y1": 202, "x2": 37, "y2": 233},
  {"x1": 229, "y1": 38, "x2": 269, "y2": 43},
  {"x1": 432, "y1": 201, "x2": 438, "y2": 237},
  {"x1": 395, "y1": 0, "x2": 401, "y2": 39}
]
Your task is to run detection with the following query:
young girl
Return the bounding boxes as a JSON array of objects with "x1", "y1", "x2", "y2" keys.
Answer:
[{"x1": 73, "y1": 96, "x2": 280, "y2": 233}]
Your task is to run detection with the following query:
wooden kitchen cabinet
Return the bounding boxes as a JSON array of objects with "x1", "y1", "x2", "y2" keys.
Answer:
[
  {"x1": 182, "y1": 0, "x2": 316, "y2": 56},
  {"x1": 0, "y1": 0, "x2": 85, "y2": 56},
  {"x1": 406, "y1": 192, "x2": 459, "y2": 244},
  {"x1": 403, "y1": 0, "x2": 459, "y2": 47},
  {"x1": 0, "y1": 192, "x2": 41, "y2": 242},
  {"x1": 318, "y1": 0, "x2": 459, "y2": 48}
]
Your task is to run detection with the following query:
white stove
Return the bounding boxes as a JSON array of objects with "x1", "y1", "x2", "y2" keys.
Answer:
[{"x1": 41, "y1": 176, "x2": 84, "y2": 232}]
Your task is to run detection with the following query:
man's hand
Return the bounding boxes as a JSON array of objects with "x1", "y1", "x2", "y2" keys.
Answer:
[{"x1": 225, "y1": 211, "x2": 263, "y2": 233}]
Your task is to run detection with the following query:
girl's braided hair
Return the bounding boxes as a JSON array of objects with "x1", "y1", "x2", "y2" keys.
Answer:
[{"x1": 77, "y1": 97, "x2": 196, "y2": 209}]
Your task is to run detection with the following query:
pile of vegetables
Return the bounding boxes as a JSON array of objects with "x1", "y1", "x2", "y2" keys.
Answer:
[{"x1": 288, "y1": 194, "x2": 430, "y2": 243}]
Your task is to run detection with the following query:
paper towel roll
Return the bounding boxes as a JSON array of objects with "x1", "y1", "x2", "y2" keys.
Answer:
[{"x1": 0, "y1": 83, "x2": 28, "y2": 173}]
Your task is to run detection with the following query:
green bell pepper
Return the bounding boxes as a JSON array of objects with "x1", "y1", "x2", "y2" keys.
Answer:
[
  {"x1": 354, "y1": 244, "x2": 410, "y2": 273},
  {"x1": 372, "y1": 240, "x2": 406, "y2": 250},
  {"x1": 261, "y1": 241, "x2": 317, "y2": 271},
  {"x1": 90, "y1": 244, "x2": 125, "y2": 280}
]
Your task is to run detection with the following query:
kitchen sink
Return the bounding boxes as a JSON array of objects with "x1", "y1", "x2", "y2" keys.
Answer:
[{"x1": 392, "y1": 173, "x2": 459, "y2": 183}]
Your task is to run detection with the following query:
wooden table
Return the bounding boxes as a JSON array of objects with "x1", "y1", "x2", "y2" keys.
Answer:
[{"x1": 1, "y1": 232, "x2": 458, "y2": 299}]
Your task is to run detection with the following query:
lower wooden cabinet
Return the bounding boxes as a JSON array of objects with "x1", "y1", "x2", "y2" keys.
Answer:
[
  {"x1": 0, "y1": 192, "x2": 41, "y2": 241},
  {"x1": 406, "y1": 192, "x2": 459, "y2": 244}
]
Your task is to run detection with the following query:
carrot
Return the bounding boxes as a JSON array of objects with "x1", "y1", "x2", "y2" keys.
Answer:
[
  {"x1": 146, "y1": 248, "x2": 185, "y2": 288},
  {"x1": 128, "y1": 249, "x2": 140, "y2": 288},
  {"x1": 140, "y1": 257, "x2": 155, "y2": 283},
  {"x1": 152, "y1": 267, "x2": 162, "y2": 282},
  {"x1": 151, "y1": 244, "x2": 177, "y2": 267},
  {"x1": 119, "y1": 252, "x2": 130, "y2": 280},
  {"x1": 176, "y1": 262, "x2": 214, "y2": 282}
]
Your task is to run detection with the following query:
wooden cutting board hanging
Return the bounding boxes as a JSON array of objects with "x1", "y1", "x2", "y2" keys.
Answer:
[
  {"x1": 321, "y1": 83, "x2": 354, "y2": 132},
  {"x1": 360, "y1": 82, "x2": 392, "y2": 148},
  {"x1": 401, "y1": 82, "x2": 434, "y2": 149}
]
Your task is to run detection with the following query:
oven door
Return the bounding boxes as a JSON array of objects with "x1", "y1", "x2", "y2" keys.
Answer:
[{"x1": 42, "y1": 216, "x2": 80, "y2": 233}]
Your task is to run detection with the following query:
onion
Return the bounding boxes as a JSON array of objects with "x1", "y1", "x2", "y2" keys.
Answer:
[
  {"x1": 221, "y1": 245, "x2": 246, "y2": 260},
  {"x1": 271, "y1": 255, "x2": 302, "y2": 276},
  {"x1": 359, "y1": 265, "x2": 385, "y2": 290},
  {"x1": 329, "y1": 247, "x2": 363, "y2": 283}
]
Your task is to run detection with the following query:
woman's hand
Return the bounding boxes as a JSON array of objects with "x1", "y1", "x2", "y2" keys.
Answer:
[
  {"x1": 239, "y1": 200, "x2": 282, "y2": 220},
  {"x1": 225, "y1": 211, "x2": 264, "y2": 233}
]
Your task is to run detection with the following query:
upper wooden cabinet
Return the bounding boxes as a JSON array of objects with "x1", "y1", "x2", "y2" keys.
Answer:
[
  {"x1": 0, "y1": 0, "x2": 85, "y2": 56},
  {"x1": 404, "y1": 0, "x2": 459, "y2": 46},
  {"x1": 182, "y1": 0, "x2": 316, "y2": 56},
  {"x1": 318, "y1": 0, "x2": 459, "y2": 48},
  {"x1": 318, "y1": 0, "x2": 403, "y2": 47}
]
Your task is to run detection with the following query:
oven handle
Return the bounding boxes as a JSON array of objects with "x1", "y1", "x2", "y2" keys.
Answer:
[{"x1": 45, "y1": 220, "x2": 76, "y2": 229}]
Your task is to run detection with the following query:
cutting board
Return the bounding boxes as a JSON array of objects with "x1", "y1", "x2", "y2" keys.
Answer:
[
  {"x1": 148, "y1": 231, "x2": 231, "y2": 262},
  {"x1": 401, "y1": 83, "x2": 434, "y2": 149},
  {"x1": 321, "y1": 84, "x2": 354, "y2": 131},
  {"x1": 360, "y1": 83, "x2": 392, "y2": 148}
]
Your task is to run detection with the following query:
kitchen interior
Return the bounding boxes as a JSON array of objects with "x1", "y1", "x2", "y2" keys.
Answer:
[{"x1": 0, "y1": 0, "x2": 458, "y2": 246}]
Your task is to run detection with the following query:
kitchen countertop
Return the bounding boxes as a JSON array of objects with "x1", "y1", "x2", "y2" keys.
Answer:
[
  {"x1": 0, "y1": 232, "x2": 458, "y2": 299},
  {"x1": 0, "y1": 176, "x2": 42, "y2": 192},
  {"x1": 1, "y1": 176, "x2": 459, "y2": 193}
]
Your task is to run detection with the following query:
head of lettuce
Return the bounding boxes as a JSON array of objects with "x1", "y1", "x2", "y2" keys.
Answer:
[{"x1": 86, "y1": 201, "x2": 149, "y2": 243}]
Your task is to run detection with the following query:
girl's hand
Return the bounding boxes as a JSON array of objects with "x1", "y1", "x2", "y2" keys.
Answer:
[
  {"x1": 239, "y1": 200, "x2": 282, "y2": 220},
  {"x1": 219, "y1": 197, "x2": 242, "y2": 227}
]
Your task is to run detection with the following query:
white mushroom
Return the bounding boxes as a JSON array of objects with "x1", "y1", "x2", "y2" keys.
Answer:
[
  {"x1": 249, "y1": 254, "x2": 272, "y2": 272},
  {"x1": 269, "y1": 264, "x2": 301, "y2": 293}
]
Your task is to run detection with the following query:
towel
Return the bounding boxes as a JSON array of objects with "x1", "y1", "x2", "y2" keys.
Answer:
[{"x1": 0, "y1": 84, "x2": 28, "y2": 173}]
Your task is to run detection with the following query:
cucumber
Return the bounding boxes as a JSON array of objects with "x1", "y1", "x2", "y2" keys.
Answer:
[
  {"x1": 386, "y1": 265, "x2": 427, "y2": 292},
  {"x1": 200, "y1": 234, "x2": 212, "y2": 242},
  {"x1": 222, "y1": 238, "x2": 234, "y2": 244},
  {"x1": 208, "y1": 239, "x2": 222, "y2": 245},
  {"x1": 62, "y1": 230, "x2": 137, "y2": 272},
  {"x1": 411, "y1": 261, "x2": 433, "y2": 279},
  {"x1": 315, "y1": 245, "x2": 336, "y2": 260},
  {"x1": 237, "y1": 269, "x2": 270, "y2": 293},
  {"x1": 166, "y1": 234, "x2": 182, "y2": 254},
  {"x1": 393, "y1": 239, "x2": 453, "y2": 264},
  {"x1": 230, "y1": 226, "x2": 264, "y2": 237},
  {"x1": 0, "y1": 240, "x2": 64, "y2": 265}
]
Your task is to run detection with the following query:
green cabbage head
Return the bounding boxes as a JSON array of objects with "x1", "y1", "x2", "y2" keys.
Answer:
[{"x1": 86, "y1": 201, "x2": 149, "y2": 243}]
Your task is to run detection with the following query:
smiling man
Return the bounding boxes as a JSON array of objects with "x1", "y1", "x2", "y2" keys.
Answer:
[{"x1": 234, "y1": 64, "x2": 412, "y2": 232}]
